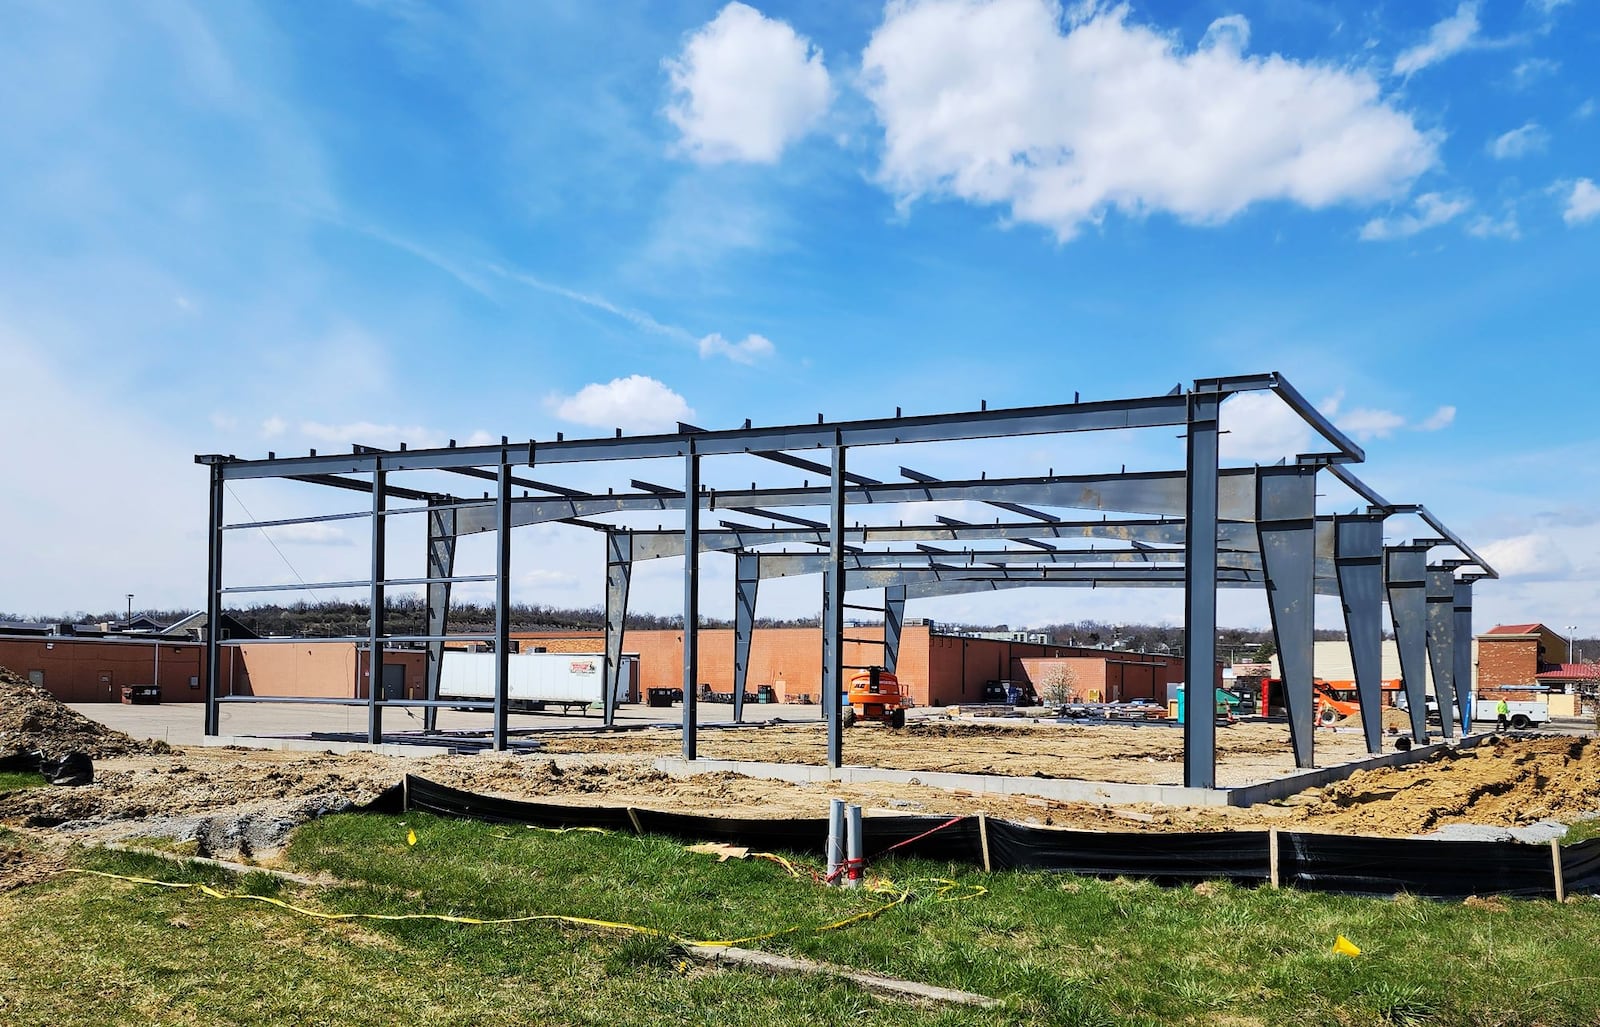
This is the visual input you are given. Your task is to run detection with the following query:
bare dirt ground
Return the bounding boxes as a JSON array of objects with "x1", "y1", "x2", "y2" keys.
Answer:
[{"x1": 4, "y1": 670, "x2": 1600, "y2": 877}]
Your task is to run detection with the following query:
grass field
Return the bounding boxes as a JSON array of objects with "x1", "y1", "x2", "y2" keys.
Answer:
[
  {"x1": 2, "y1": 812, "x2": 1598, "y2": 1026},
  {"x1": 0, "y1": 770, "x2": 45, "y2": 792}
]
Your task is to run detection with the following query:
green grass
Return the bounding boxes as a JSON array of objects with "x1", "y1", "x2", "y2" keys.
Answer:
[
  {"x1": 0, "y1": 770, "x2": 46, "y2": 792},
  {"x1": 3, "y1": 813, "x2": 1600, "y2": 1026}
]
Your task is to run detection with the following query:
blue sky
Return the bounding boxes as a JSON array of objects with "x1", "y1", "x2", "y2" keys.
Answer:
[{"x1": 1, "y1": 0, "x2": 1596, "y2": 635}]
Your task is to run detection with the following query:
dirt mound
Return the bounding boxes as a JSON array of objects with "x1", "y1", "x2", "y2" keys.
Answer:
[
  {"x1": 1298, "y1": 735, "x2": 1600, "y2": 834},
  {"x1": 0, "y1": 667, "x2": 168, "y2": 759}
]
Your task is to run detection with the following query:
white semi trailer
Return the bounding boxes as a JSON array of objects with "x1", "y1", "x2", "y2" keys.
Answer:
[{"x1": 439, "y1": 651, "x2": 636, "y2": 714}]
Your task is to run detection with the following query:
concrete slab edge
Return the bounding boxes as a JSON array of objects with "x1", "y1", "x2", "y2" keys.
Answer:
[
  {"x1": 1223, "y1": 731, "x2": 1497, "y2": 807},
  {"x1": 652, "y1": 757, "x2": 1234, "y2": 807},
  {"x1": 199, "y1": 735, "x2": 458, "y2": 758}
]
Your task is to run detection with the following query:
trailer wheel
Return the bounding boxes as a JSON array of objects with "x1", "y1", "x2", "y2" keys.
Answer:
[
  {"x1": 1510, "y1": 713, "x2": 1531, "y2": 730},
  {"x1": 1319, "y1": 707, "x2": 1339, "y2": 725}
]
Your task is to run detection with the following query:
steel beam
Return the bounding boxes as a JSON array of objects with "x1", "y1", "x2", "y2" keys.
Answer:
[
  {"x1": 367, "y1": 468, "x2": 387, "y2": 745},
  {"x1": 732, "y1": 552, "x2": 760, "y2": 723},
  {"x1": 1454, "y1": 578, "x2": 1475, "y2": 734},
  {"x1": 1183, "y1": 390, "x2": 1221, "y2": 789},
  {"x1": 603, "y1": 532, "x2": 632, "y2": 728},
  {"x1": 883, "y1": 586, "x2": 906, "y2": 674},
  {"x1": 825, "y1": 446, "x2": 847, "y2": 769},
  {"x1": 204, "y1": 462, "x2": 224, "y2": 737},
  {"x1": 492, "y1": 461, "x2": 512, "y2": 751},
  {"x1": 1257, "y1": 465, "x2": 1319, "y2": 769},
  {"x1": 447, "y1": 468, "x2": 1265, "y2": 535},
  {"x1": 1335, "y1": 514, "x2": 1387, "y2": 755},
  {"x1": 1426, "y1": 568, "x2": 1459, "y2": 740},
  {"x1": 422, "y1": 501, "x2": 457, "y2": 733},
  {"x1": 1386, "y1": 546, "x2": 1431, "y2": 743},
  {"x1": 682, "y1": 445, "x2": 700, "y2": 760}
]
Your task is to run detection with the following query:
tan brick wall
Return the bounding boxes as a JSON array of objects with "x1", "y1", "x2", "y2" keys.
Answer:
[
  {"x1": 0, "y1": 637, "x2": 217, "y2": 702},
  {"x1": 1476, "y1": 638, "x2": 1539, "y2": 687}
]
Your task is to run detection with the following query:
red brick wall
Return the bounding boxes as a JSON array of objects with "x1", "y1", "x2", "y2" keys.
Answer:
[
  {"x1": 0, "y1": 638, "x2": 220, "y2": 702},
  {"x1": 1476, "y1": 638, "x2": 1539, "y2": 687}
]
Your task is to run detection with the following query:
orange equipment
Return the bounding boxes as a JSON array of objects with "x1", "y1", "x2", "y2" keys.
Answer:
[{"x1": 848, "y1": 667, "x2": 908, "y2": 727}]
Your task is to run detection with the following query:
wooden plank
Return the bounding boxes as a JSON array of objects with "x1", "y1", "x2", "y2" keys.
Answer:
[
  {"x1": 1552, "y1": 837, "x2": 1566, "y2": 903},
  {"x1": 978, "y1": 813, "x2": 992, "y2": 873}
]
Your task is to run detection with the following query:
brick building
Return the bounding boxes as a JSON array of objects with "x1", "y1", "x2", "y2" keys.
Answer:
[
  {"x1": 1474, "y1": 623, "x2": 1571, "y2": 698},
  {"x1": 515, "y1": 624, "x2": 1216, "y2": 707}
]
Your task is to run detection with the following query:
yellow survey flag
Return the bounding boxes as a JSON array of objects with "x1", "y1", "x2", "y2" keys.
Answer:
[{"x1": 1332, "y1": 935, "x2": 1360, "y2": 957}]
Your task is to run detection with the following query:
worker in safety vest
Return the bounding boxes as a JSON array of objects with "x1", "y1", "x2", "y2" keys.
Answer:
[{"x1": 1496, "y1": 698, "x2": 1510, "y2": 732}]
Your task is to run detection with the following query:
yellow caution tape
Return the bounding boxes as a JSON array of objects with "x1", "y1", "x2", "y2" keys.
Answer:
[{"x1": 63, "y1": 867, "x2": 973, "y2": 949}]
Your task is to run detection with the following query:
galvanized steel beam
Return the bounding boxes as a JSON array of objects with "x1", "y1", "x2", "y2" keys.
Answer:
[
  {"x1": 682, "y1": 446, "x2": 701, "y2": 761},
  {"x1": 883, "y1": 586, "x2": 906, "y2": 674},
  {"x1": 422, "y1": 501, "x2": 457, "y2": 733},
  {"x1": 1426, "y1": 569, "x2": 1459, "y2": 740},
  {"x1": 368, "y1": 469, "x2": 387, "y2": 745},
  {"x1": 492, "y1": 462, "x2": 512, "y2": 751},
  {"x1": 824, "y1": 446, "x2": 847, "y2": 769},
  {"x1": 1257, "y1": 465, "x2": 1319, "y2": 769},
  {"x1": 603, "y1": 532, "x2": 632, "y2": 728},
  {"x1": 1335, "y1": 514, "x2": 1388, "y2": 755},
  {"x1": 732, "y1": 552, "x2": 760, "y2": 724},
  {"x1": 1454, "y1": 579, "x2": 1474, "y2": 734},
  {"x1": 204, "y1": 462, "x2": 224, "y2": 737},
  {"x1": 1386, "y1": 546, "x2": 1431, "y2": 743},
  {"x1": 1184, "y1": 390, "x2": 1221, "y2": 789}
]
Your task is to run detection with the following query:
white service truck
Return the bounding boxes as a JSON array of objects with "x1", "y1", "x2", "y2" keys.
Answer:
[
  {"x1": 439, "y1": 651, "x2": 635, "y2": 714},
  {"x1": 1472, "y1": 698, "x2": 1550, "y2": 730},
  {"x1": 1398, "y1": 694, "x2": 1551, "y2": 730}
]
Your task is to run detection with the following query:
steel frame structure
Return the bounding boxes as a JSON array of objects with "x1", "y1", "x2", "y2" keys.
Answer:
[{"x1": 197, "y1": 372, "x2": 1493, "y2": 789}]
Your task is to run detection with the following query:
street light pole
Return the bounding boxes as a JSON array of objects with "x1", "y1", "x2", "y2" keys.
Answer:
[
  {"x1": 1567, "y1": 624, "x2": 1578, "y2": 665},
  {"x1": 127, "y1": 594, "x2": 134, "y2": 629}
]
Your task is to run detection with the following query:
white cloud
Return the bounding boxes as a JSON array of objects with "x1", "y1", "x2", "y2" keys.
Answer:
[
  {"x1": 1480, "y1": 533, "x2": 1572, "y2": 580},
  {"x1": 548, "y1": 375, "x2": 695, "y2": 433},
  {"x1": 1564, "y1": 179, "x2": 1600, "y2": 225},
  {"x1": 1512, "y1": 57, "x2": 1560, "y2": 89},
  {"x1": 1339, "y1": 408, "x2": 1407, "y2": 439},
  {"x1": 1417, "y1": 405, "x2": 1456, "y2": 431},
  {"x1": 299, "y1": 421, "x2": 442, "y2": 449},
  {"x1": 1393, "y1": 2, "x2": 1480, "y2": 77},
  {"x1": 260, "y1": 416, "x2": 287, "y2": 438},
  {"x1": 1488, "y1": 122, "x2": 1548, "y2": 159},
  {"x1": 860, "y1": 1, "x2": 1435, "y2": 241},
  {"x1": 1219, "y1": 391, "x2": 1313, "y2": 463},
  {"x1": 664, "y1": 2, "x2": 832, "y2": 164},
  {"x1": 1577, "y1": 99, "x2": 1597, "y2": 121},
  {"x1": 1467, "y1": 212, "x2": 1520, "y2": 239},
  {"x1": 1359, "y1": 192, "x2": 1470, "y2": 240},
  {"x1": 265, "y1": 522, "x2": 352, "y2": 546},
  {"x1": 1530, "y1": 0, "x2": 1573, "y2": 15},
  {"x1": 698, "y1": 332, "x2": 775, "y2": 364}
]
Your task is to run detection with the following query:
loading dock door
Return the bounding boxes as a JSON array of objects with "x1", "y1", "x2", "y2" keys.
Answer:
[{"x1": 382, "y1": 664, "x2": 406, "y2": 700}]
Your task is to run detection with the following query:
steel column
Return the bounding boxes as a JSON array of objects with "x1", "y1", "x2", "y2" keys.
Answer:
[
  {"x1": 682, "y1": 445, "x2": 700, "y2": 760},
  {"x1": 422, "y1": 501, "x2": 457, "y2": 733},
  {"x1": 824, "y1": 444, "x2": 847, "y2": 769},
  {"x1": 732, "y1": 552, "x2": 760, "y2": 724},
  {"x1": 1183, "y1": 390, "x2": 1221, "y2": 789},
  {"x1": 204, "y1": 462, "x2": 224, "y2": 737},
  {"x1": 882, "y1": 585, "x2": 906, "y2": 674},
  {"x1": 367, "y1": 467, "x2": 387, "y2": 745},
  {"x1": 1257, "y1": 466, "x2": 1319, "y2": 769},
  {"x1": 1426, "y1": 568, "x2": 1459, "y2": 740},
  {"x1": 1335, "y1": 514, "x2": 1387, "y2": 755},
  {"x1": 603, "y1": 532, "x2": 632, "y2": 728},
  {"x1": 1454, "y1": 579, "x2": 1475, "y2": 734},
  {"x1": 1385, "y1": 546, "x2": 1431, "y2": 742},
  {"x1": 492, "y1": 461, "x2": 512, "y2": 751}
]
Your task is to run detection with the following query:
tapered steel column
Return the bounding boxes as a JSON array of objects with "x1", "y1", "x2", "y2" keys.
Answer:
[
  {"x1": 682, "y1": 444, "x2": 701, "y2": 760},
  {"x1": 1386, "y1": 546, "x2": 1431, "y2": 743},
  {"x1": 1183, "y1": 390, "x2": 1222, "y2": 789},
  {"x1": 603, "y1": 531, "x2": 632, "y2": 728},
  {"x1": 204, "y1": 462, "x2": 224, "y2": 737},
  {"x1": 1454, "y1": 579, "x2": 1475, "y2": 733},
  {"x1": 1257, "y1": 465, "x2": 1319, "y2": 769},
  {"x1": 1426, "y1": 568, "x2": 1458, "y2": 740},
  {"x1": 882, "y1": 585, "x2": 906, "y2": 674},
  {"x1": 423, "y1": 501, "x2": 457, "y2": 733},
  {"x1": 1335, "y1": 514, "x2": 1387, "y2": 754},
  {"x1": 492, "y1": 460, "x2": 512, "y2": 751},
  {"x1": 824, "y1": 444, "x2": 847, "y2": 769},
  {"x1": 732, "y1": 552, "x2": 760, "y2": 723},
  {"x1": 368, "y1": 466, "x2": 387, "y2": 745}
]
